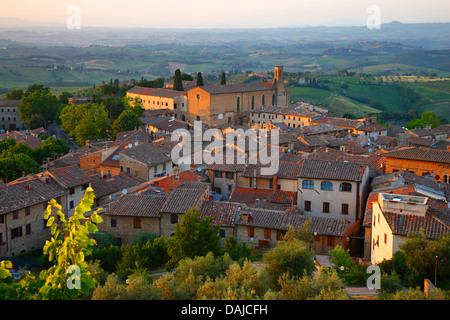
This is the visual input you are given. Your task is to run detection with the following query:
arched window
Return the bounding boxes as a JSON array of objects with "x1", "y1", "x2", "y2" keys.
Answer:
[
  {"x1": 237, "y1": 97, "x2": 240, "y2": 112},
  {"x1": 340, "y1": 183, "x2": 352, "y2": 192},
  {"x1": 196, "y1": 115, "x2": 200, "y2": 121},
  {"x1": 251, "y1": 96, "x2": 254, "y2": 110},
  {"x1": 302, "y1": 180, "x2": 314, "y2": 189},
  {"x1": 321, "y1": 181, "x2": 333, "y2": 191},
  {"x1": 133, "y1": 217, "x2": 141, "y2": 229},
  {"x1": 170, "y1": 214, "x2": 178, "y2": 225},
  {"x1": 181, "y1": 114, "x2": 186, "y2": 121}
]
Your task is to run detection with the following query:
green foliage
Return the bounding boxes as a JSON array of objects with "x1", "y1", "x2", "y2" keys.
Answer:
[
  {"x1": 0, "y1": 188, "x2": 103, "y2": 299},
  {"x1": 133, "y1": 231, "x2": 158, "y2": 247},
  {"x1": 196, "y1": 72, "x2": 204, "y2": 86},
  {"x1": 166, "y1": 208, "x2": 222, "y2": 271},
  {"x1": 37, "y1": 187, "x2": 103, "y2": 299},
  {"x1": 407, "y1": 110, "x2": 441, "y2": 129},
  {"x1": 265, "y1": 267, "x2": 348, "y2": 300},
  {"x1": 92, "y1": 273, "x2": 162, "y2": 300},
  {"x1": 19, "y1": 85, "x2": 59, "y2": 129},
  {"x1": 60, "y1": 102, "x2": 111, "y2": 146},
  {"x1": 111, "y1": 108, "x2": 141, "y2": 139},
  {"x1": 264, "y1": 238, "x2": 316, "y2": 286},
  {"x1": 220, "y1": 72, "x2": 226, "y2": 85},
  {"x1": 399, "y1": 231, "x2": 450, "y2": 288},
  {"x1": 281, "y1": 220, "x2": 314, "y2": 245},
  {"x1": 33, "y1": 136, "x2": 70, "y2": 164},
  {"x1": 172, "y1": 69, "x2": 184, "y2": 91},
  {"x1": 223, "y1": 236, "x2": 254, "y2": 263},
  {"x1": 0, "y1": 153, "x2": 39, "y2": 182},
  {"x1": 5, "y1": 88, "x2": 23, "y2": 100}
]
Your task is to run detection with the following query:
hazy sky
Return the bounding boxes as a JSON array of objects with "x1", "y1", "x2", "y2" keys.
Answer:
[{"x1": 1, "y1": 0, "x2": 449, "y2": 28}]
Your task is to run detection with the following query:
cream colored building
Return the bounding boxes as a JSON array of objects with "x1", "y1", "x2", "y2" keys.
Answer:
[
  {"x1": 371, "y1": 193, "x2": 429, "y2": 264},
  {"x1": 250, "y1": 104, "x2": 321, "y2": 128},
  {"x1": 126, "y1": 86, "x2": 188, "y2": 115}
]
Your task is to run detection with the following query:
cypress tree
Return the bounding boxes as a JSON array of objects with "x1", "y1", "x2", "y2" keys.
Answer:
[
  {"x1": 220, "y1": 72, "x2": 226, "y2": 85},
  {"x1": 173, "y1": 69, "x2": 184, "y2": 91},
  {"x1": 196, "y1": 72, "x2": 204, "y2": 86}
]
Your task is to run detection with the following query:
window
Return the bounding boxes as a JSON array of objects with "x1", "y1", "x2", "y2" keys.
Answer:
[
  {"x1": 126, "y1": 167, "x2": 131, "y2": 174},
  {"x1": 110, "y1": 219, "x2": 117, "y2": 228},
  {"x1": 170, "y1": 214, "x2": 178, "y2": 224},
  {"x1": 225, "y1": 172, "x2": 233, "y2": 179},
  {"x1": 69, "y1": 201, "x2": 74, "y2": 209},
  {"x1": 0, "y1": 215, "x2": 4, "y2": 224},
  {"x1": 340, "y1": 183, "x2": 352, "y2": 192},
  {"x1": 272, "y1": 94, "x2": 275, "y2": 105},
  {"x1": 237, "y1": 97, "x2": 240, "y2": 112},
  {"x1": 12, "y1": 211, "x2": 18, "y2": 220},
  {"x1": 174, "y1": 103, "x2": 177, "y2": 109},
  {"x1": 323, "y1": 202, "x2": 330, "y2": 213},
  {"x1": 69, "y1": 188, "x2": 75, "y2": 195},
  {"x1": 215, "y1": 171, "x2": 223, "y2": 178},
  {"x1": 11, "y1": 227, "x2": 22, "y2": 239},
  {"x1": 262, "y1": 95, "x2": 265, "y2": 105},
  {"x1": 26, "y1": 224, "x2": 31, "y2": 235},
  {"x1": 251, "y1": 96, "x2": 254, "y2": 110},
  {"x1": 302, "y1": 180, "x2": 314, "y2": 189},
  {"x1": 384, "y1": 233, "x2": 387, "y2": 245},
  {"x1": 219, "y1": 229, "x2": 226, "y2": 238},
  {"x1": 133, "y1": 217, "x2": 141, "y2": 229},
  {"x1": 264, "y1": 228, "x2": 271, "y2": 239},
  {"x1": 304, "y1": 200, "x2": 312, "y2": 212},
  {"x1": 249, "y1": 178, "x2": 253, "y2": 188},
  {"x1": 321, "y1": 181, "x2": 333, "y2": 191},
  {"x1": 248, "y1": 227, "x2": 254, "y2": 238},
  {"x1": 269, "y1": 179, "x2": 273, "y2": 189},
  {"x1": 341, "y1": 204, "x2": 349, "y2": 215}
]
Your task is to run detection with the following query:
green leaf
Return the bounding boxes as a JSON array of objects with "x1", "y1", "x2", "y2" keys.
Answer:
[
  {"x1": 46, "y1": 216, "x2": 55, "y2": 227},
  {"x1": 90, "y1": 212, "x2": 103, "y2": 224},
  {"x1": 51, "y1": 223, "x2": 57, "y2": 235}
]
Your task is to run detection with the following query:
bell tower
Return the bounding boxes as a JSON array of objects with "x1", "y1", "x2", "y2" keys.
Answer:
[{"x1": 271, "y1": 66, "x2": 289, "y2": 106}]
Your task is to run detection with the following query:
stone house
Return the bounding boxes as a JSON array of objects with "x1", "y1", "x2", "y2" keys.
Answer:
[
  {"x1": 235, "y1": 207, "x2": 350, "y2": 254},
  {"x1": 0, "y1": 174, "x2": 67, "y2": 257},
  {"x1": 297, "y1": 159, "x2": 370, "y2": 224},
  {"x1": 159, "y1": 181, "x2": 210, "y2": 237},
  {"x1": 119, "y1": 142, "x2": 174, "y2": 181}
]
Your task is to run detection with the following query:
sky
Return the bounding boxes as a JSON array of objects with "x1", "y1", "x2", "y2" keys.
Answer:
[{"x1": 1, "y1": 0, "x2": 449, "y2": 29}]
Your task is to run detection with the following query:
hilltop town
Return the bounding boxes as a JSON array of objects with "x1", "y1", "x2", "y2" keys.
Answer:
[{"x1": 1, "y1": 65, "x2": 450, "y2": 301}]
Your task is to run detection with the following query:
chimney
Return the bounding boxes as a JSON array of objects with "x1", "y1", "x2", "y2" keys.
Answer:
[
  {"x1": 255, "y1": 198, "x2": 260, "y2": 208},
  {"x1": 26, "y1": 184, "x2": 30, "y2": 191},
  {"x1": 273, "y1": 174, "x2": 278, "y2": 192}
]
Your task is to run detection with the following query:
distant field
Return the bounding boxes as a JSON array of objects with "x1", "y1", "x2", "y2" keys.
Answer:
[
  {"x1": 344, "y1": 83, "x2": 402, "y2": 112},
  {"x1": 288, "y1": 86, "x2": 381, "y2": 117}
]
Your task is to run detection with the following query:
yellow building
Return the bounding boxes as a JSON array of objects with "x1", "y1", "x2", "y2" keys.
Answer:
[
  {"x1": 126, "y1": 86, "x2": 188, "y2": 114},
  {"x1": 370, "y1": 192, "x2": 450, "y2": 264}
]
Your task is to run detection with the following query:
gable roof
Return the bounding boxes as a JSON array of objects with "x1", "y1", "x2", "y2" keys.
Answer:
[
  {"x1": 236, "y1": 207, "x2": 349, "y2": 237},
  {"x1": 44, "y1": 165, "x2": 93, "y2": 189},
  {"x1": 199, "y1": 201, "x2": 243, "y2": 227},
  {"x1": 0, "y1": 175, "x2": 66, "y2": 215},
  {"x1": 160, "y1": 181, "x2": 210, "y2": 214},
  {"x1": 105, "y1": 193, "x2": 168, "y2": 218},
  {"x1": 383, "y1": 147, "x2": 450, "y2": 164},
  {"x1": 298, "y1": 159, "x2": 366, "y2": 181},
  {"x1": 119, "y1": 142, "x2": 171, "y2": 167},
  {"x1": 127, "y1": 86, "x2": 187, "y2": 98},
  {"x1": 192, "y1": 82, "x2": 273, "y2": 95}
]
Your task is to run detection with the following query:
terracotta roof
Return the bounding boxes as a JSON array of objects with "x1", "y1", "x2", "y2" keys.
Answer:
[
  {"x1": 119, "y1": 142, "x2": 171, "y2": 167},
  {"x1": 383, "y1": 210, "x2": 449, "y2": 239},
  {"x1": 242, "y1": 161, "x2": 304, "y2": 180},
  {"x1": 105, "y1": 193, "x2": 168, "y2": 218},
  {"x1": 357, "y1": 123, "x2": 387, "y2": 132},
  {"x1": 151, "y1": 170, "x2": 207, "y2": 192},
  {"x1": 140, "y1": 116, "x2": 190, "y2": 132},
  {"x1": 116, "y1": 129, "x2": 151, "y2": 143},
  {"x1": 160, "y1": 181, "x2": 210, "y2": 214},
  {"x1": 383, "y1": 147, "x2": 450, "y2": 164},
  {"x1": 298, "y1": 159, "x2": 366, "y2": 181},
  {"x1": 0, "y1": 100, "x2": 21, "y2": 107},
  {"x1": 312, "y1": 116, "x2": 364, "y2": 129},
  {"x1": 193, "y1": 82, "x2": 273, "y2": 95},
  {"x1": 44, "y1": 165, "x2": 93, "y2": 189},
  {"x1": 236, "y1": 208, "x2": 349, "y2": 237},
  {"x1": 229, "y1": 187, "x2": 296, "y2": 209},
  {"x1": 0, "y1": 175, "x2": 66, "y2": 215},
  {"x1": 127, "y1": 86, "x2": 187, "y2": 98},
  {"x1": 407, "y1": 136, "x2": 435, "y2": 147},
  {"x1": 90, "y1": 173, "x2": 144, "y2": 199},
  {"x1": 300, "y1": 135, "x2": 329, "y2": 147},
  {"x1": 199, "y1": 201, "x2": 243, "y2": 227}
]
